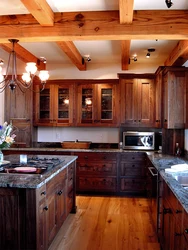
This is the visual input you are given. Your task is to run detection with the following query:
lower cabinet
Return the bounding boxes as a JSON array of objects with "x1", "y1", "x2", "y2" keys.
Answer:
[
  {"x1": 158, "y1": 177, "x2": 188, "y2": 250},
  {"x1": 119, "y1": 152, "x2": 147, "y2": 195},
  {"x1": 75, "y1": 152, "x2": 117, "y2": 194},
  {"x1": 0, "y1": 162, "x2": 76, "y2": 250}
]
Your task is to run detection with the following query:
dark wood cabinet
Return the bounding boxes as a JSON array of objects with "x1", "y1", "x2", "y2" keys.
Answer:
[
  {"x1": 34, "y1": 82, "x2": 75, "y2": 126},
  {"x1": 0, "y1": 161, "x2": 76, "y2": 250},
  {"x1": 76, "y1": 82, "x2": 119, "y2": 126},
  {"x1": 158, "y1": 176, "x2": 187, "y2": 250},
  {"x1": 75, "y1": 152, "x2": 118, "y2": 194},
  {"x1": 119, "y1": 152, "x2": 147, "y2": 194},
  {"x1": 161, "y1": 67, "x2": 188, "y2": 129},
  {"x1": 119, "y1": 75, "x2": 155, "y2": 127},
  {"x1": 155, "y1": 67, "x2": 164, "y2": 128}
]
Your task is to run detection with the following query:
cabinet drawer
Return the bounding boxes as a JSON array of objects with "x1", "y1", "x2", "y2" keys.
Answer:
[
  {"x1": 37, "y1": 184, "x2": 47, "y2": 202},
  {"x1": 120, "y1": 178, "x2": 146, "y2": 191},
  {"x1": 121, "y1": 152, "x2": 146, "y2": 162},
  {"x1": 76, "y1": 152, "x2": 117, "y2": 162},
  {"x1": 46, "y1": 169, "x2": 67, "y2": 195},
  {"x1": 120, "y1": 162, "x2": 145, "y2": 176},
  {"x1": 77, "y1": 162, "x2": 116, "y2": 175},
  {"x1": 77, "y1": 177, "x2": 117, "y2": 192}
]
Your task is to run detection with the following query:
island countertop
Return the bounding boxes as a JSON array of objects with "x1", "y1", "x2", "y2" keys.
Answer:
[
  {"x1": 147, "y1": 153, "x2": 188, "y2": 213},
  {"x1": 0, "y1": 154, "x2": 77, "y2": 189}
]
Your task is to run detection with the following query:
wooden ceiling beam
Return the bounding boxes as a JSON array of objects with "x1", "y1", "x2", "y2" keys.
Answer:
[
  {"x1": 20, "y1": 0, "x2": 54, "y2": 26},
  {"x1": 0, "y1": 10, "x2": 187, "y2": 42},
  {"x1": 0, "y1": 42, "x2": 46, "y2": 70},
  {"x1": 119, "y1": 0, "x2": 134, "y2": 24},
  {"x1": 119, "y1": 1, "x2": 134, "y2": 70},
  {"x1": 121, "y1": 40, "x2": 131, "y2": 70},
  {"x1": 56, "y1": 41, "x2": 86, "y2": 71},
  {"x1": 164, "y1": 40, "x2": 188, "y2": 66}
]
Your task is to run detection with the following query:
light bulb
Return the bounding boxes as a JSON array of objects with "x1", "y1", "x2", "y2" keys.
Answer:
[
  {"x1": 22, "y1": 73, "x2": 31, "y2": 83},
  {"x1": 39, "y1": 70, "x2": 49, "y2": 82},
  {"x1": 25, "y1": 62, "x2": 37, "y2": 74}
]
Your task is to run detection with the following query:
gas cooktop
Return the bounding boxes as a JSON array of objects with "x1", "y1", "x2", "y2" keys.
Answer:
[{"x1": 0, "y1": 157, "x2": 64, "y2": 175}]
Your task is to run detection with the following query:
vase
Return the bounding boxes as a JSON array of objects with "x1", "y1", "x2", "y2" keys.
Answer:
[{"x1": 0, "y1": 150, "x2": 3, "y2": 164}]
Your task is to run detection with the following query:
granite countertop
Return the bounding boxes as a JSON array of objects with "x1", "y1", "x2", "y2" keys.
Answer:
[
  {"x1": 0, "y1": 155, "x2": 77, "y2": 189},
  {"x1": 147, "y1": 153, "x2": 188, "y2": 213}
]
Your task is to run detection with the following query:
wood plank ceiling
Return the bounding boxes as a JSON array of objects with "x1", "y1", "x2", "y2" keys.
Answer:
[{"x1": 0, "y1": 0, "x2": 187, "y2": 71}]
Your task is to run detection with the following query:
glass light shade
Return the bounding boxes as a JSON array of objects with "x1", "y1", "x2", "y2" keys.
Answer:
[
  {"x1": 39, "y1": 70, "x2": 49, "y2": 82},
  {"x1": 85, "y1": 98, "x2": 92, "y2": 105},
  {"x1": 64, "y1": 98, "x2": 69, "y2": 104},
  {"x1": 25, "y1": 62, "x2": 37, "y2": 74},
  {"x1": 22, "y1": 73, "x2": 31, "y2": 83}
]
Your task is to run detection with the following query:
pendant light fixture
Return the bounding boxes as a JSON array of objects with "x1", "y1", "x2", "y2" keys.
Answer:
[{"x1": 0, "y1": 39, "x2": 49, "y2": 93}]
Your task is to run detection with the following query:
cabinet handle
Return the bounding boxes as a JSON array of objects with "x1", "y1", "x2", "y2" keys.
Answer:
[
  {"x1": 134, "y1": 120, "x2": 137, "y2": 122},
  {"x1": 43, "y1": 206, "x2": 48, "y2": 211},
  {"x1": 156, "y1": 120, "x2": 159, "y2": 122},
  {"x1": 58, "y1": 190, "x2": 63, "y2": 195},
  {"x1": 132, "y1": 164, "x2": 135, "y2": 167},
  {"x1": 132, "y1": 157, "x2": 135, "y2": 160},
  {"x1": 185, "y1": 229, "x2": 188, "y2": 234},
  {"x1": 164, "y1": 119, "x2": 167, "y2": 122},
  {"x1": 175, "y1": 209, "x2": 182, "y2": 214},
  {"x1": 138, "y1": 120, "x2": 141, "y2": 122},
  {"x1": 41, "y1": 191, "x2": 46, "y2": 196},
  {"x1": 163, "y1": 208, "x2": 171, "y2": 214},
  {"x1": 175, "y1": 232, "x2": 181, "y2": 237}
]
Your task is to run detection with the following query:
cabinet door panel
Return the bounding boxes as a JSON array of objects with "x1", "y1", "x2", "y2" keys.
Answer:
[
  {"x1": 77, "y1": 177, "x2": 117, "y2": 192},
  {"x1": 120, "y1": 163, "x2": 145, "y2": 176},
  {"x1": 120, "y1": 178, "x2": 145, "y2": 191}
]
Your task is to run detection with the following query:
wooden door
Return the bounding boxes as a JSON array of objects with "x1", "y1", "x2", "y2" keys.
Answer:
[
  {"x1": 155, "y1": 67, "x2": 163, "y2": 128},
  {"x1": 55, "y1": 84, "x2": 75, "y2": 126},
  {"x1": 137, "y1": 78, "x2": 155, "y2": 127},
  {"x1": 120, "y1": 78, "x2": 138, "y2": 125}
]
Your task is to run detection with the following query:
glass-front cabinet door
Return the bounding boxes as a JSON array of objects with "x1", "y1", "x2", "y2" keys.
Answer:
[
  {"x1": 77, "y1": 83, "x2": 118, "y2": 126},
  {"x1": 34, "y1": 83, "x2": 74, "y2": 126}
]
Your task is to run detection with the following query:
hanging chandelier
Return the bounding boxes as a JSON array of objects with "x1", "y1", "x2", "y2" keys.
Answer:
[{"x1": 0, "y1": 39, "x2": 49, "y2": 93}]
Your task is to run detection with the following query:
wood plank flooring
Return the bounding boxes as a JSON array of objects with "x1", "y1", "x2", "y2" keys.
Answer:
[{"x1": 49, "y1": 196, "x2": 160, "y2": 250}]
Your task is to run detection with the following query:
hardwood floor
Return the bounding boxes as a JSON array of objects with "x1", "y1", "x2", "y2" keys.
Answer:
[{"x1": 49, "y1": 196, "x2": 160, "y2": 250}]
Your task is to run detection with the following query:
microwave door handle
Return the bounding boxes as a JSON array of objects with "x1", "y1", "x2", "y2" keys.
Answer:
[{"x1": 148, "y1": 167, "x2": 158, "y2": 176}]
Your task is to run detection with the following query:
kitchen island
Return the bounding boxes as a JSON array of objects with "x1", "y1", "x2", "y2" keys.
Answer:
[{"x1": 0, "y1": 154, "x2": 77, "y2": 250}]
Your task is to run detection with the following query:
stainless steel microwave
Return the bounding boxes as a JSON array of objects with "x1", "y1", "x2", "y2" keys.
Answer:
[{"x1": 122, "y1": 131, "x2": 155, "y2": 150}]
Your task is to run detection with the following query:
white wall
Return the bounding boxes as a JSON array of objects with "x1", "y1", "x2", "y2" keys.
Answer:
[{"x1": 37, "y1": 127, "x2": 119, "y2": 143}]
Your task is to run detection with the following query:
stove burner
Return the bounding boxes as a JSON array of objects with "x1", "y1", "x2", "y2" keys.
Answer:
[{"x1": 0, "y1": 157, "x2": 63, "y2": 175}]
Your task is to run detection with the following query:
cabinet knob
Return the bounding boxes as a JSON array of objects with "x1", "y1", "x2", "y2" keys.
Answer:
[
  {"x1": 175, "y1": 232, "x2": 181, "y2": 237},
  {"x1": 41, "y1": 191, "x2": 46, "y2": 196},
  {"x1": 185, "y1": 229, "x2": 188, "y2": 234},
  {"x1": 43, "y1": 206, "x2": 48, "y2": 211},
  {"x1": 175, "y1": 209, "x2": 182, "y2": 214},
  {"x1": 156, "y1": 120, "x2": 159, "y2": 122},
  {"x1": 58, "y1": 190, "x2": 63, "y2": 195},
  {"x1": 164, "y1": 119, "x2": 167, "y2": 122},
  {"x1": 163, "y1": 208, "x2": 171, "y2": 214}
]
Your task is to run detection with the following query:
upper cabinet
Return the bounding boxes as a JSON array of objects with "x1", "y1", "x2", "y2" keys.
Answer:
[
  {"x1": 33, "y1": 81, "x2": 75, "y2": 126},
  {"x1": 119, "y1": 75, "x2": 155, "y2": 127},
  {"x1": 76, "y1": 81, "x2": 119, "y2": 127},
  {"x1": 159, "y1": 67, "x2": 188, "y2": 129}
]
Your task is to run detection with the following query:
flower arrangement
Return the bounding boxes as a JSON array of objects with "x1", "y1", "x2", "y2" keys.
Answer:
[{"x1": 0, "y1": 122, "x2": 16, "y2": 149}]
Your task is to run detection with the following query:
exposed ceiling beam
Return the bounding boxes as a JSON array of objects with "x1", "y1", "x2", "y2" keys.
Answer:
[
  {"x1": 164, "y1": 40, "x2": 188, "y2": 66},
  {"x1": 56, "y1": 41, "x2": 86, "y2": 71},
  {"x1": 119, "y1": 0, "x2": 134, "y2": 24},
  {"x1": 121, "y1": 40, "x2": 131, "y2": 70},
  {"x1": 0, "y1": 10, "x2": 187, "y2": 42},
  {"x1": 119, "y1": 1, "x2": 134, "y2": 70},
  {"x1": 20, "y1": 0, "x2": 54, "y2": 26},
  {"x1": 0, "y1": 42, "x2": 46, "y2": 71}
]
